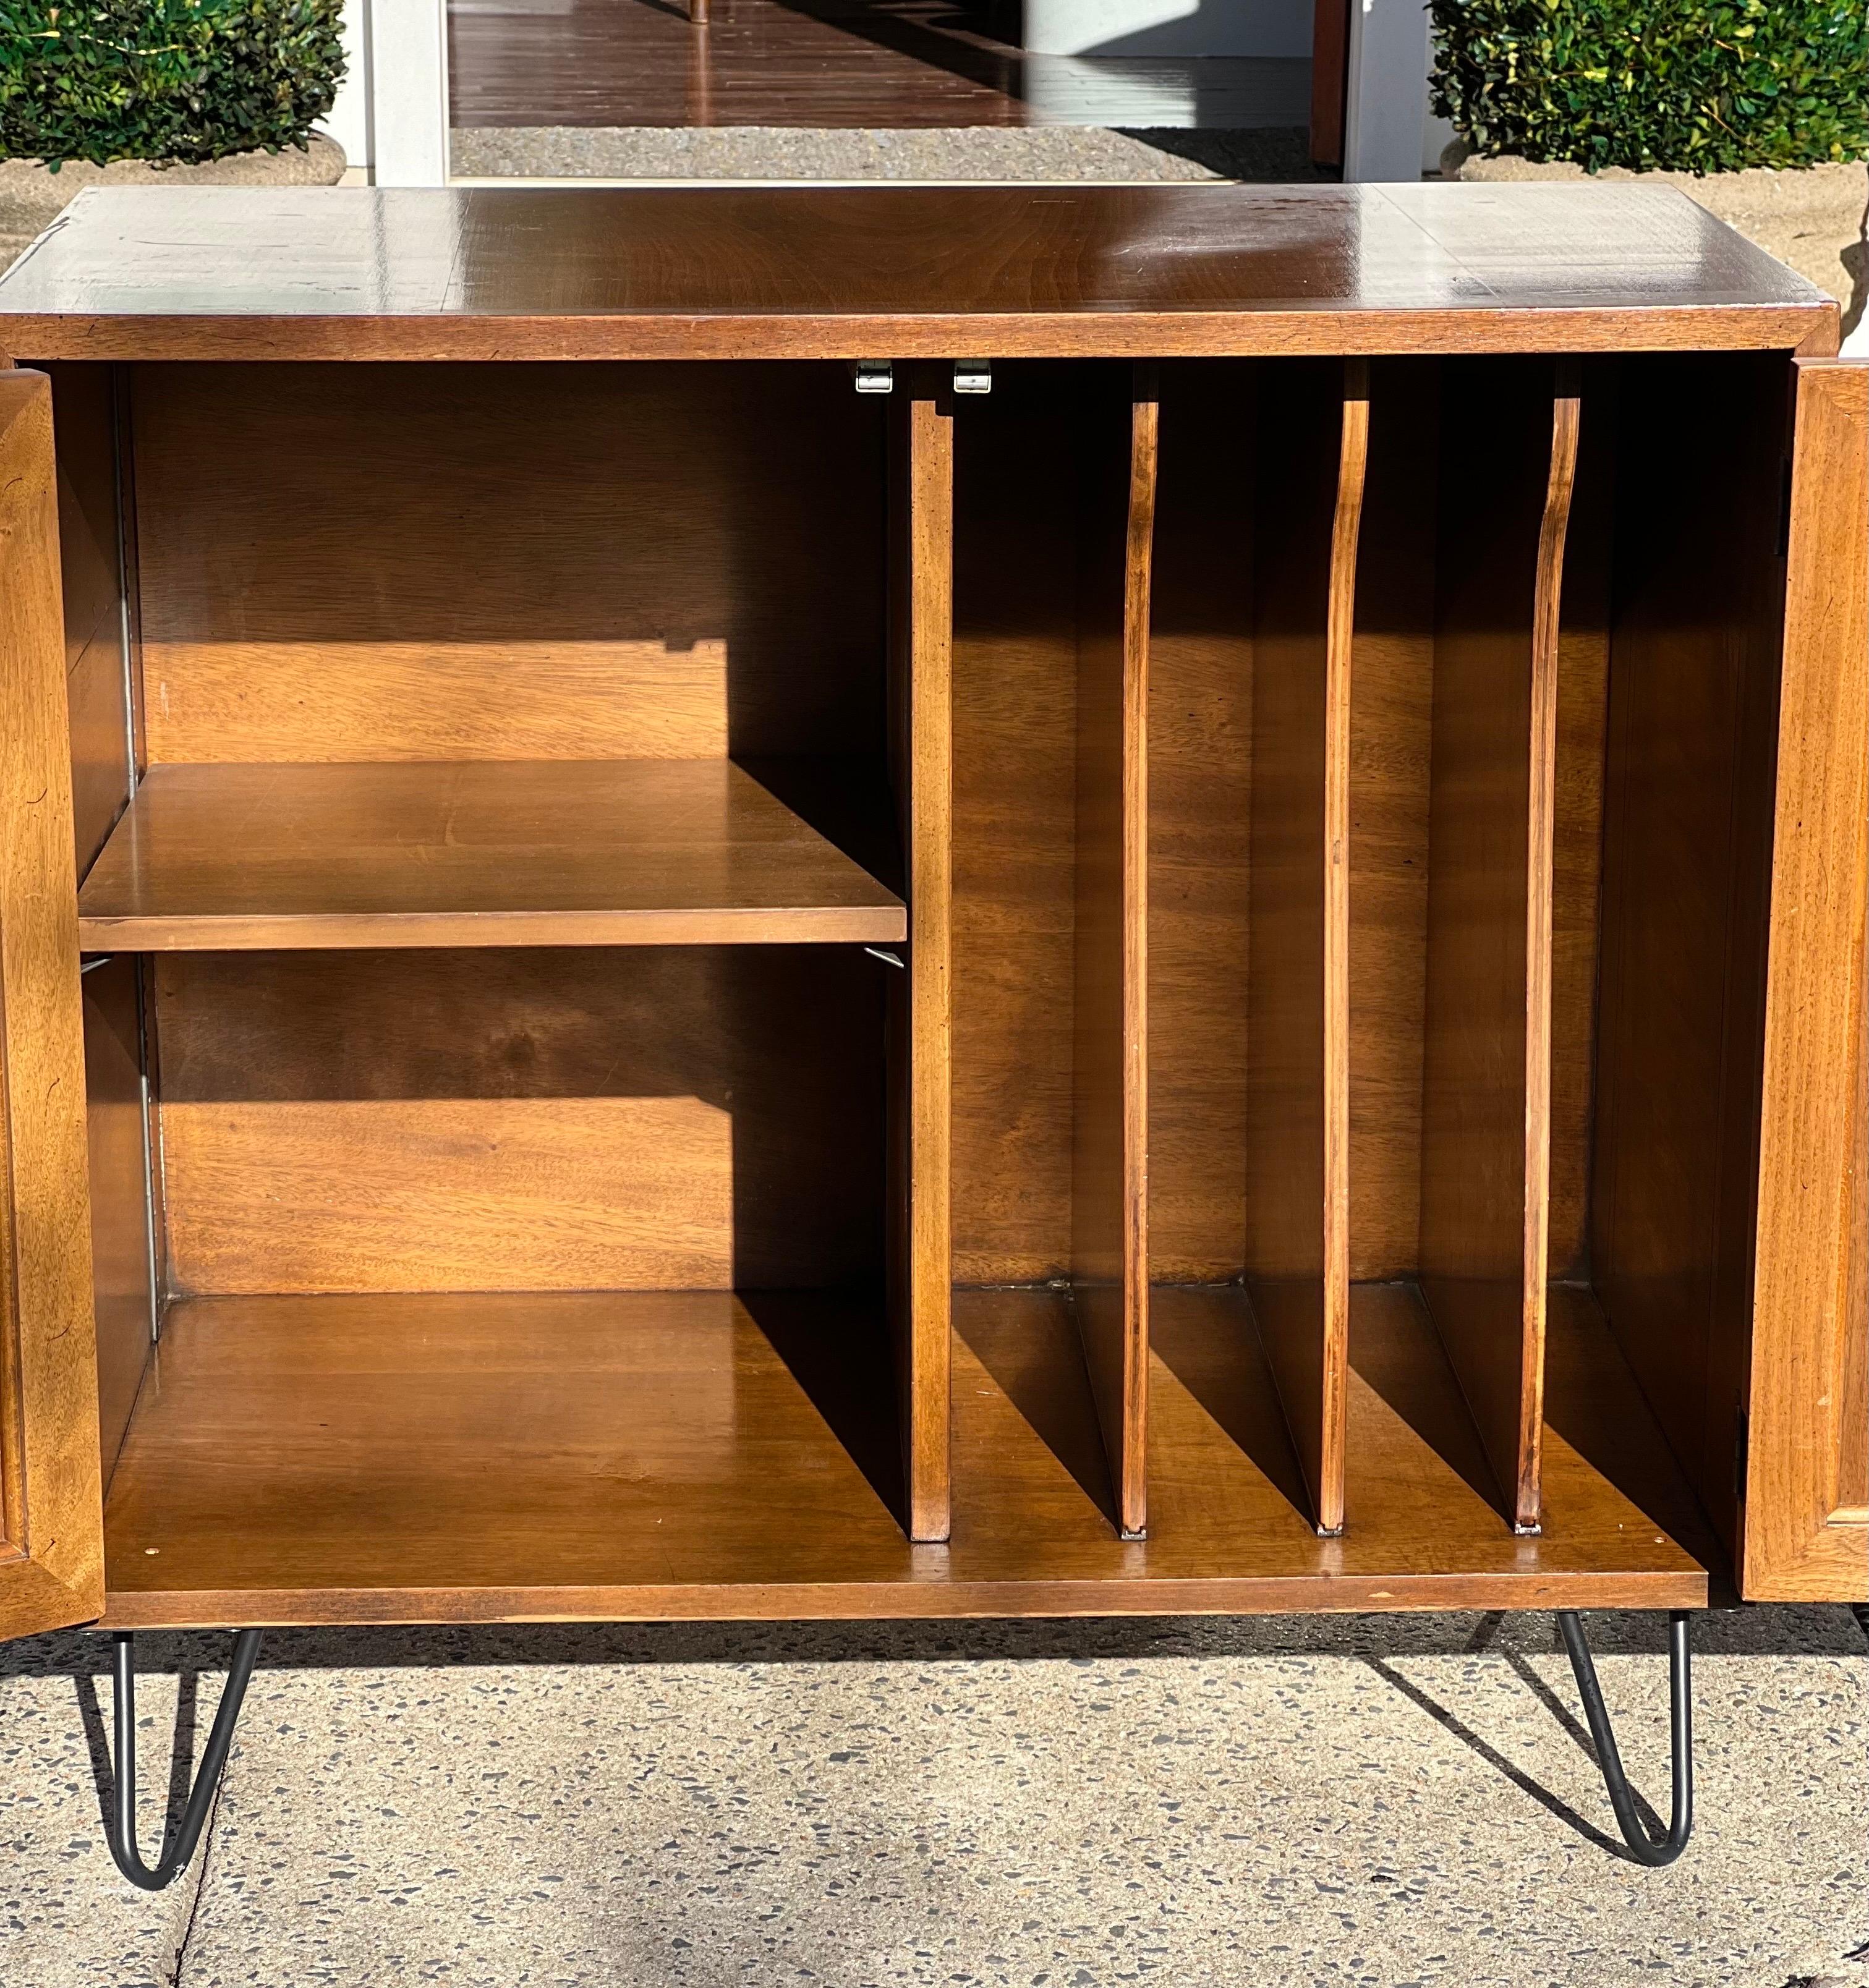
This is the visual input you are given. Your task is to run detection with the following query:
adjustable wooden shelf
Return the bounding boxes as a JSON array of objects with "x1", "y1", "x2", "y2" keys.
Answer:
[{"x1": 0, "y1": 186, "x2": 1863, "y2": 1677}]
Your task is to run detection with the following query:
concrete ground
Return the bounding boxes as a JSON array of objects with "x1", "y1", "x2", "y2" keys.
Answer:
[
  {"x1": 2, "y1": 1605, "x2": 1863, "y2": 1987},
  {"x1": 447, "y1": 124, "x2": 1319, "y2": 182}
]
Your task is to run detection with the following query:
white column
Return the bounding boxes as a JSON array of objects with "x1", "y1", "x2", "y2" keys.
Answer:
[
  {"x1": 1343, "y1": 0, "x2": 1431, "y2": 183},
  {"x1": 317, "y1": 0, "x2": 373, "y2": 172},
  {"x1": 370, "y1": 0, "x2": 450, "y2": 187}
]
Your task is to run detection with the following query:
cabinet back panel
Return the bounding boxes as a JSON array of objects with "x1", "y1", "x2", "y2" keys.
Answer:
[
  {"x1": 51, "y1": 363, "x2": 134, "y2": 880},
  {"x1": 1105, "y1": 358, "x2": 1606, "y2": 1289},
  {"x1": 67, "y1": 624, "x2": 132, "y2": 881},
  {"x1": 130, "y1": 363, "x2": 884, "y2": 763},
  {"x1": 82, "y1": 959, "x2": 155, "y2": 1477},
  {"x1": 154, "y1": 948, "x2": 885, "y2": 1294},
  {"x1": 950, "y1": 370, "x2": 1080, "y2": 1283},
  {"x1": 46, "y1": 363, "x2": 122, "y2": 678},
  {"x1": 1592, "y1": 352, "x2": 1790, "y2": 1553},
  {"x1": 1147, "y1": 365, "x2": 1254, "y2": 1283}
]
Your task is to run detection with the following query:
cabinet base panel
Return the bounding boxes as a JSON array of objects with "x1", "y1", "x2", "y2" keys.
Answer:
[{"x1": 100, "y1": 1285, "x2": 1708, "y2": 1628}]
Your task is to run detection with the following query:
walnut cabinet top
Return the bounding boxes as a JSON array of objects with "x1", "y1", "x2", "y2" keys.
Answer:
[{"x1": 0, "y1": 181, "x2": 1837, "y2": 363}]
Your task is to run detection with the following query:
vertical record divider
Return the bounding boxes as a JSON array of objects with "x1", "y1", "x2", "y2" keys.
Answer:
[
  {"x1": 1070, "y1": 366, "x2": 1158, "y2": 1540},
  {"x1": 888, "y1": 370, "x2": 954, "y2": 1544},
  {"x1": 1245, "y1": 358, "x2": 1368, "y2": 1536},
  {"x1": 1321, "y1": 362, "x2": 1368, "y2": 1533},
  {"x1": 1418, "y1": 358, "x2": 1580, "y2": 1533},
  {"x1": 1521, "y1": 366, "x2": 1581, "y2": 1507}
]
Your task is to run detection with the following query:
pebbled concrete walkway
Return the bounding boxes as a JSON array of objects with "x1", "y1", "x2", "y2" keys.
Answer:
[{"x1": 2, "y1": 1607, "x2": 1864, "y2": 1987}]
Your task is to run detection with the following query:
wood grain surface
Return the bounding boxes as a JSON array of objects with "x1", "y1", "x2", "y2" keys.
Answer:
[
  {"x1": 1840, "y1": 961, "x2": 1868, "y2": 1526},
  {"x1": 1144, "y1": 365, "x2": 1254, "y2": 1286},
  {"x1": 96, "y1": 1282, "x2": 1705, "y2": 1626},
  {"x1": 948, "y1": 368, "x2": 1080, "y2": 1283},
  {"x1": 888, "y1": 381, "x2": 955, "y2": 1543},
  {"x1": 130, "y1": 362, "x2": 885, "y2": 767},
  {"x1": 0, "y1": 370, "x2": 105, "y2": 1639},
  {"x1": 78, "y1": 760, "x2": 905, "y2": 950},
  {"x1": 1243, "y1": 359, "x2": 1366, "y2": 1536},
  {"x1": 1417, "y1": 359, "x2": 1577, "y2": 1534},
  {"x1": 1071, "y1": 376, "x2": 1156, "y2": 1539},
  {"x1": 82, "y1": 959, "x2": 155, "y2": 1482},
  {"x1": 1741, "y1": 357, "x2": 1869, "y2": 1601},
  {"x1": 1590, "y1": 352, "x2": 1797, "y2": 1579},
  {"x1": 152, "y1": 945, "x2": 887, "y2": 1297},
  {"x1": 0, "y1": 185, "x2": 1831, "y2": 364},
  {"x1": 448, "y1": 0, "x2": 1294, "y2": 131}
]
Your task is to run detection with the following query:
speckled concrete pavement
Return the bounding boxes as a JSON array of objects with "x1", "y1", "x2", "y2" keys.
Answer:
[
  {"x1": 3, "y1": 1608, "x2": 1864, "y2": 1988},
  {"x1": 446, "y1": 125, "x2": 1321, "y2": 182}
]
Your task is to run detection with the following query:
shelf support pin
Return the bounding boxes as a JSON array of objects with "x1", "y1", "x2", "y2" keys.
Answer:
[
  {"x1": 1556, "y1": 1609, "x2": 1693, "y2": 1866},
  {"x1": 853, "y1": 360, "x2": 893, "y2": 395},
  {"x1": 864, "y1": 947, "x2": 906, "y2": 969},
  {"x1": 103, "y1": 1629, "x2": 264, "y2": 1890},
  {"x1": 953, "y1": 360, "x2": 991, "y2": 395}
]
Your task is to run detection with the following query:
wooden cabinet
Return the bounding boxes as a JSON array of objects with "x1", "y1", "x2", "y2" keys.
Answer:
[{"x1": 0, "y1": 183, "x2": 1861, "y2": 1644}]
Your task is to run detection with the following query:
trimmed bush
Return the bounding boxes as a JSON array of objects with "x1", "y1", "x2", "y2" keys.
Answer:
[
  {"x1": 1430, "y1": 0, "x2": 1869, "y2": 174},
  {"x1": 0, "y1": 0, "x2": 343, "y2": 168}
]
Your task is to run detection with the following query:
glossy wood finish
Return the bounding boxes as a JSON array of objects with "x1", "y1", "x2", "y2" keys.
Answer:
[
  {"x1": 1741, "y1": 357, "x2": 1869, "y2": 1601},
  {"x1": 130, "y1": 362, "x2": 883, "y2": 767},
  {"x1": 95, "y1": 1272, "x2": 1718, "y2": 1630},
  {"x1": 96, "y1": 1281, "x2": 1703, "y2": 1626},
  {"x1": 888, "y1": 383, "x2": 954, "y2": 1543},
  {"x1": 152, "y1": 946, "x2": 886, "y2": 1296},
  {"x1": 0, "y1": 371, "x2": 104, "y2": 1640},
  {"x1": 1308, "y1": 0, "x2": 1350, "y2": 168},
  {"x1": 449, "y1": 0, "x2": 1299, "y2": 132},
  {"x1": 7, "y1": 191, "x2": 1868, "y2": 1632},
  {"x1": 1418, "y1": 360, "x2": 1578, "y2": 1533},
  {"x1": 0, "y1": 186, "x2": 1833, "y2": 365},
  {"x1": 77, "y1": 760, "x2": 904, "y2": 951},
  {"x1": 1071, "y1": 377, "x2": 1156, "y2": 1539},
  {"x1": 1244, "y1": 359, "x2": 1364, "y2": 1536}
]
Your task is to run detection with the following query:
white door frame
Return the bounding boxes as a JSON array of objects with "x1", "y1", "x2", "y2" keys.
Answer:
[{"x1": 320, "y1": 0, "x2": 451, "y2": 185}]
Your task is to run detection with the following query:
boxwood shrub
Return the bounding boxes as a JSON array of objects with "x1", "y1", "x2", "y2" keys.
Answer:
[
  {"x1": 0, "y1": 0, "x2": 343, "y2": 168},
  {"x1": 1431, "y1": 0, "x2": 1869, "y2": 174}
]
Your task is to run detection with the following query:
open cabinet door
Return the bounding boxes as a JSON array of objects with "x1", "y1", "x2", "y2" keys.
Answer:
[
  {"x1": 1742, "y1": 357, "x2": 1869, "y2": 1602},
  {"x1": 0, "y1": 367, "x2": 104, "y2": 1641}
]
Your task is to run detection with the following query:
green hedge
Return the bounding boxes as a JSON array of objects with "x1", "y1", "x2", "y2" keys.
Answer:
[
  {"x1": 1430, "y1": 0, "x2": 1869, "y2": 174},
  {"x1": 0, "y1": 0, "x2": 343, "y2": 168}
]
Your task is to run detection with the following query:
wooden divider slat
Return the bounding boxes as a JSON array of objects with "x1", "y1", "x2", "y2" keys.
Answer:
[
  {"x1": 1419, "y1": 359, "x2": 1580, "y2": 1534},
  {"x1": 1322, "y1": 366, "x2": 1369, "y2": 1533},
  {"x1": 890, "y1": 382, "x2": 955, "y2": 1544},
  {"x1": 1071, "y1": 370, "x2": 1157, "y2": 1539},
  {"x1": 1244, "y1": 359, "x2": 1368, "y2": 1536},
  {"x1": 1518, "y1": 368, "x2": 1581, "y2": 1514}
]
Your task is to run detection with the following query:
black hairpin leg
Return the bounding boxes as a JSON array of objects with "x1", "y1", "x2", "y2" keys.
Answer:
[
  {"x1": 106, "y1": 1629, "x2": 264, "y2": 1890},
  {"x1": 1556, "y1": 1609, "x2": 1692, "y2": 1866}
]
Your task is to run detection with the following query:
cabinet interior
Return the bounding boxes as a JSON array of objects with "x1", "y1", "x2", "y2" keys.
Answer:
[{"x1": 46, "y1": 350, "x2": 1791, "y2": 1623}]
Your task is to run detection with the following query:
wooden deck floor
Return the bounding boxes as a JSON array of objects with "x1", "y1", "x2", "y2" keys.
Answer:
[{"x1": 448, "y1": 0, "x2": 1306, "y2": 130}]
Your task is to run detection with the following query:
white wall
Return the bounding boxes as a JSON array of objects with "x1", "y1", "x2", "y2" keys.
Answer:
[
  {"x1": 1023, "y1": 0, "x2": 1312, "y2": 59},
  {"x1": 317, "y1": 0, "x2": 373, "y2": 171},
  {"x1": 318, "y1": 0, "x2": 451, "y2": 185},
  {"x1": 1343, "y1": 0, "x2": 1432, "y2": 181}
]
